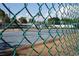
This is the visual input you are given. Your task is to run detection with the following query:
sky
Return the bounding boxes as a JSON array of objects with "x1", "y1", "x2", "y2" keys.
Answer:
[
  {"x1": 0, "y1": 3, "x2": 60, "y2": 21},
  {"x1": 0, "y1": 3, "x2": 79, "y2": 21}
]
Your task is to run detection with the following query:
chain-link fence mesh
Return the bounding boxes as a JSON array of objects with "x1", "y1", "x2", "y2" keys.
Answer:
[{"x1": 0, "y1": 3, "x2": 79, "y2": 56}]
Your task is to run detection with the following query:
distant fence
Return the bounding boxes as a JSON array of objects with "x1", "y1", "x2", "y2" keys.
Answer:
[
  {"x1": 0, "y1": 24, "x2": 32, "y2": 29},
  {"x1": 0, "y1": 3, "x2": 79, "y2": 56}
]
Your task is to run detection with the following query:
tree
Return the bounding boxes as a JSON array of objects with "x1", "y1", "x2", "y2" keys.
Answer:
[
  {"x1": 0, "y1": 9, "x2": 5, "y2": 20},
  {"x1": 61, "y1": 18, "x2": 74, "y2": 24},
  {"x1": 11, "y1": 18, "x2": 19, "y2": 24},
  {"x1": 29, "y1": 18, "x2": 36, "y2": 23},
  {"x1": 29, "y1": 18, "x2": 32, "y2": 23},
  {"x1": 73, "y1": 18, "x2": 79, "y2": 23},
  {"x1": 0, "y1": 9, "x2": 11, "y2": 24},
  {"x1": 19, "y1": 17, "x2": 27, "y2": 23},
  {"x1": 48, "y1": 17, "x2": 60, "y2": 25},
  {"x1": 3, "y1": 14, "x2": 11, "y2": 23}
]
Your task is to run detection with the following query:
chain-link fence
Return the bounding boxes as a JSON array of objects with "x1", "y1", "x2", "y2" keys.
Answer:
[{"x1": 0, "y1": 3, "x2": 79, "y2": 56}]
